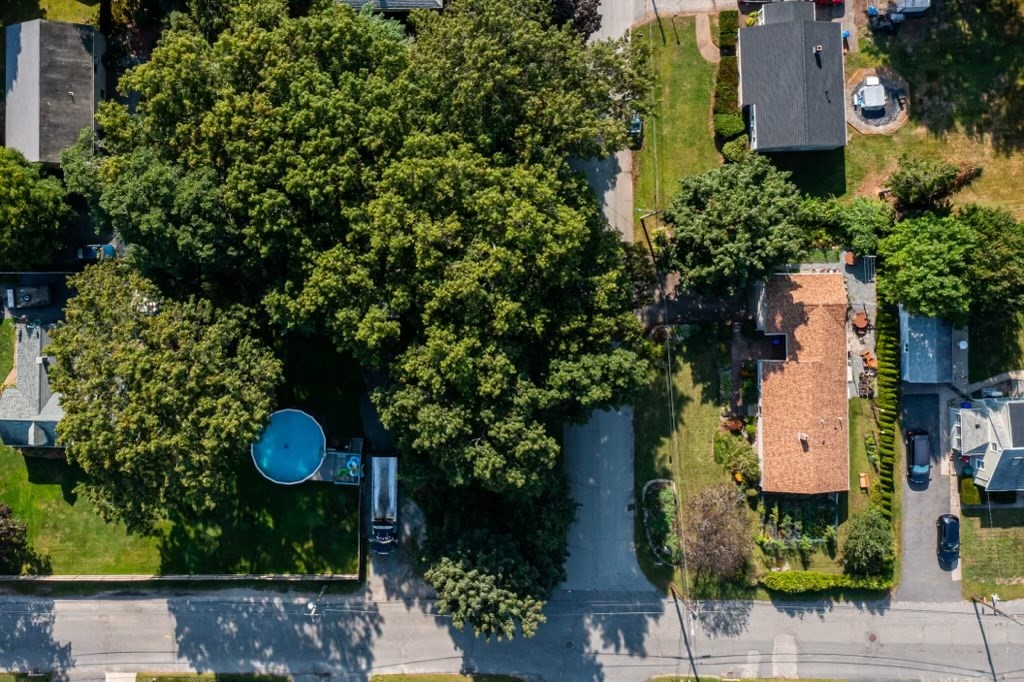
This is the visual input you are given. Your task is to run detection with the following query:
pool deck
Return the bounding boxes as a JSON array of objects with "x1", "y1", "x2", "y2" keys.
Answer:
[{"x1": 310, "y1": 438, "x2": 365, "y2": 485}]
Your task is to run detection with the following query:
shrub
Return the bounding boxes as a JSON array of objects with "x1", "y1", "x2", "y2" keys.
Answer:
[
  {"x1": 886, "y1": 156, "x2": 980, "y2": 209},
  {"x1": 761, "y1": 570, "x2": 894, "y2": 594},
  {"x1": 714, "y1": 432, "x2": 761, "y2": 486},
  {"x1": 714, "y1": 113, "x2": 746, "y2": 140},
  {"x1": 722, "y1": 136, "x2": 749, "y2": 163},
  {"x1": 842, "y1": 507, "x2": 895, "y2": 576},
  {"x1": 960, "y1": 477, "x2": 982, "y2": 505},
  {"x1": 714, "y1": 56, "x2": 739, "y2": 114},
  {"x1": 745, "y1": 10, "x2": 759, "y2": 26},
  {"x1": 719, "y1": 10, "x2": 739, "y2": 48},
  {"x1": 645, "y1": 485, "x2": 683, "y2": 564}
]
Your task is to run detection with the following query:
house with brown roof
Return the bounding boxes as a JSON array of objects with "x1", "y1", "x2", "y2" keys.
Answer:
[{"x1": 755, "y1": 274, "x2": 849, "y2": 494}]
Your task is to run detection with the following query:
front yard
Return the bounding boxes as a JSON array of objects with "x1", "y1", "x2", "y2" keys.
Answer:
[
  {"x1": 960, "y1": 509, "x2": 1024, "y2": 601},
  {"x1": 632, "y1": 16, "x2": 720, "y2": 230}
]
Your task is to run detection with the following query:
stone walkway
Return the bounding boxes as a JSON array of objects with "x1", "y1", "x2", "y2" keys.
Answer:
[{"x1": 695, "y1": 14, "x2": 721, "y2": 63}]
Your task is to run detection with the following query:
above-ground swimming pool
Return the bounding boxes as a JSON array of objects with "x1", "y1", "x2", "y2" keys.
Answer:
[{"x1": 251, "y1": 409, "x2": 326, "y2": 484}]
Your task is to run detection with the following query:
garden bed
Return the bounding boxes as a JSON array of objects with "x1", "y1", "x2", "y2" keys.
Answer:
[{"x1": 642, "y1": 479, "x2": 682, "y2": 566}]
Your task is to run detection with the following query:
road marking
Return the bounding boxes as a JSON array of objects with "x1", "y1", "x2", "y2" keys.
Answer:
[
  {"x1": 772, "y1": 634, "x2": 798, "y2": 679},
  {"x1": 741, "y1": 649, "x2": 762, "y2": 678}
]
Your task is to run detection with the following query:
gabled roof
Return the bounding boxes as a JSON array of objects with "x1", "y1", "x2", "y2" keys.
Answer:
[
  {"x1": 738, "y1": 10, "x2": 847, "y2": 151},
  {"x1": 899, "y1": 305, "x2": 953, "y2": 384},
  {"x1": 758, "y1": 274, "x2": 849, "y2": 494},
  {"x1": 338, "y1": 0, "x2": 443, "y2": 10},
  {"x1": 5, "y1": 20, "x2": 105, "y2": 164},
  {"x1": 762, "y1": 1, "x2": 816, "y2": 24},
  {"x1": 0, "y1": 323, "x2": 62, "y2": 447}
]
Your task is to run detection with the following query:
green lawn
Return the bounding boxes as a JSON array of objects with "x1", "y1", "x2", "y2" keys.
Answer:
[
  {"x1": 847, "y1": 398, "x2": 877, "y2": 520},
  {"x1": 960, "y1": 509, "x2": 1024, "y2": 600},
  {"x1": 968, "y1": 312, "x2": 1024, "y2": 383},
  {"x1": 633, "y1": 324, "x2": 760, "y2": 597},
  {"x1": 0, "y1": 675, "x2": 52, "y2": 682},
  {"x1": 143, "y1": 676, "x2": 287, "y2": 682},
  {"x1": 632, "y1": 16, "x2": 720, "y2": 231},
  {"x1": 0, "y1": 319, "x2": 15, "y2": 384}
]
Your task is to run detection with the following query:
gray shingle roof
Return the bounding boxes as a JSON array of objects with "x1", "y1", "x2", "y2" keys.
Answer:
[
  {"x1": 5, "y1": 20, "x2": 105, "y2": 164},
  {"x1": 762, "y1": 1, "x2": 816, "y2": 24},
  {"x1": 0, "y1": 323, "x2": 62, "y2": 447},
  {"x1": 739, "y1": 13, "x2": 847, "y2": 152},
  {"x1": 899, "y1": 306, "x2": 953, "y2": 384},
  {"x1": 338, "y1": 0, "x2": 443, "y2": 10}
]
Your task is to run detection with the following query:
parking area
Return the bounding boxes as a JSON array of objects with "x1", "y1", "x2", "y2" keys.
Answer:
[{"x1": 897, "y1": 392, "x2": 960, "y2": 601}]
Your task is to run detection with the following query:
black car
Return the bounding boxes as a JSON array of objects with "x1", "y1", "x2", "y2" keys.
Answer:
[
  {"x1": 905, "y1": 430, "x2": 931, "y2": 484},
  {"x1": 937, "y1": 514, "x2": 960, "y2": 564}
]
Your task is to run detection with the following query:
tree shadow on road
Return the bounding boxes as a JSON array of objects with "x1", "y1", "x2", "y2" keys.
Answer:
[
  {"x1": 694, "y1": 597, "x2": 753, "y2": 638},
  {"x1": 0, "y1": 600, "x2": 74, "y2": 680},
  {"x1": 169, "y1": 594, "x2": 381, "y2": 675}
]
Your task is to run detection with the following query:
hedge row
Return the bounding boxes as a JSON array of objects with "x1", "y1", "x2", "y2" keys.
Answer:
[
  {"x1": 714, "y1": 56, "x2": 739, "y2": 115},
  {"x1": 873, "y1": 306, "x2": 901, "y2": 523},
  {"x1": 719, "y1": 10, "x2": 740, "y2": 49},
  {"x1": 762, "y1": 570, "x2": 894, "y2": 594}
]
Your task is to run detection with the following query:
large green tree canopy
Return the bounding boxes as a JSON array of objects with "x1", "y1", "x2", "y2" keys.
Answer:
[
  {"x1": 661, "y1": 154, "x2": 806, "y2": 299},
  {"x1": 878, "y1": 213, "x2": 977, "y2": 323},
  {"x1": 70, "y1": 0, "x2": 649, "y2": 637},
  {"x1": 49, "y1": 262, "x2": 282, "y2": 532},
  {"x1": 0, "y1": 148, "x2": 70, "y2": 270}
]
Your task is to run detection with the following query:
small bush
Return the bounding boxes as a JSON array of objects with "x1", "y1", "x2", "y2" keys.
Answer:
[
  {"x1": 719, "y1": 10, "x2": 739, "y2": 48},
  {"x1": 960, "y1": 476, "x2": 982, "y2": 505},
  {"x1": 713, "y1": 432, "x2": 761, "y2": 486},
  {"x1": 714, "y1": 113, "x2": 746, "y2": 140},
  {"x1": 745, "y1": 10, "x2": 759, "y2": 26},
  {"x1": 761, "y1": 570, "x2": 894, "y2": 594},
  {"x1": 714, "y1": 56, "x2": 739, "y2": 114},
  {"x1": 722, "y1": 137, "x2": 749, "y2": 163}
]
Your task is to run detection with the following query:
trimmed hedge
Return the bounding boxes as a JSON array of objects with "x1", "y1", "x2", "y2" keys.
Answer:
[
  {"x1": 719, "y1": 10, "x2": 739, "y2": 49},
  {"x1": 714, "y1": 56, "x2": 739, "y2": 115},
  {"x1": 873, "y1": 306, "x2": 900, "y2": 523},
  {"x1": 762, "y1": 570, "x2": 894, "y2": 594},
  {"x1": 714, "y1": 113, "x2": 746, "y2": 139}
]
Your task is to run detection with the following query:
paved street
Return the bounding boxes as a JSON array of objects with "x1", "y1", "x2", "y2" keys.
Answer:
[
  {"x1": 2, "y1": 593, "x2": 1023, "y2": 681},
  {"x1": 898, "y1": 393, "x2": 961, "y2": 602}
]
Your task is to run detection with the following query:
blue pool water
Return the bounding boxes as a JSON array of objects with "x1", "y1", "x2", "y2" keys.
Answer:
[{"x1": 251, "y1": 409, "x2": 326, "y2": 484}]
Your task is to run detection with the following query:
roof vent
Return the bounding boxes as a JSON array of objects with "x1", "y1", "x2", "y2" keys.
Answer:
[
  {"x1": 813, "y1": 44, "x2": 823, "y2": 54},
  {"x1": 798, "y1": 432, "x2": 809, "y2": 442}
]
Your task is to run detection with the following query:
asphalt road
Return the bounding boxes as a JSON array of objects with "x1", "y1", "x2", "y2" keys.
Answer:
[
  {"x1": 898, "y1": 393, "x2": 960, "y2": 602},
  {"x1": 3, "y1": 593, "x2": 1023, "y2": 681}
]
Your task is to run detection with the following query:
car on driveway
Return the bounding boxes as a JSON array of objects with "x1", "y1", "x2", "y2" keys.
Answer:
[
  {"x1": 937, "y1": 514, "x2": 960, "y2": 564},
  {"x1": 906, "y1": 430, "x2": 931, "y2": 484},
  {"x1": 5, "y1": 285, "x2": 51, "y2": 309},
  {"x1": 76, "y1": 244, "x2": 118, "y2": 261}
]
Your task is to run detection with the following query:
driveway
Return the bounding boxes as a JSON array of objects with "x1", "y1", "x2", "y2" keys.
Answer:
[
  {"x1": 562, "y1": 407, "x2": 652, "y2": 592},
  {"x1": 898, "y1": 392, "x2": 960, "y2": 601}
]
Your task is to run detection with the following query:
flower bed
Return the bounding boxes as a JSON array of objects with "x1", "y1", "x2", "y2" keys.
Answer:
[{"x1": 642, "y1": 480, "x2": 682, "y2": 566}]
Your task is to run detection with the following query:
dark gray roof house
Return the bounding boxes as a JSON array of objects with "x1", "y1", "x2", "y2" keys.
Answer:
[
  {"x1": 0, "y1": 323, "x2": 62, "y2": 448},
  {"x1": 952, "y1": 399, "x2": 1024, "y2": 491},
  {"x1": 899, "y1": 305, "x2": 953, "y2": 384},
  {"x1": 738, "y1": 2, "x2": 847, "y2": 152},
  {"x1": 338, "y1": 0, "x2": 443, "y2": 10},
  {"x1": 5, "y1": 20, "x2": 106, "y2": 165}
]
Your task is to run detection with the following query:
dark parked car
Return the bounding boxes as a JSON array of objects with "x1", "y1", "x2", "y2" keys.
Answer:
[
  {"x1": 936, "y1": 514, "x2": 960, "y2": 564},
  {"x1": 906, "y1": 430, "x2": 931, "y2": 484},
  {"x1": 76, "y1": 244, "x2": 118, "y2": 261},
  {"x1": 5, "y1": 285, "x2": 51, "y2": 309},
  {"x1": 627, "y1": 112, "x2": 644, "y2": 146}
]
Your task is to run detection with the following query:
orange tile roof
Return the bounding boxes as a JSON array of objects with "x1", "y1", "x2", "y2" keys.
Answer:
[{"x1": 759, "y1": 274, "x2": 849, "y2": 494}]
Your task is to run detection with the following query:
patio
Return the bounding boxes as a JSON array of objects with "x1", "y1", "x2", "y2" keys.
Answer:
[{"x1": 846, "y1": 67, "x2": 911, "y2": 135}]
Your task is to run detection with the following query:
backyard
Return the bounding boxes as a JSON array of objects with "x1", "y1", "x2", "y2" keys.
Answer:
[
  {"x1": 967, "y1": 312, "x2": 1024, "y2": 383},
  {"x1": 960, "y1": 508, "x2": 1024, "y2": 600},
  {"x1": 0, "y1": 335, "x2": 363, "y2": 576}
]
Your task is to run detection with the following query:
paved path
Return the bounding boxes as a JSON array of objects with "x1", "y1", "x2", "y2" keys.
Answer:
[
  {"x1": 966, "y1": 369, "x2": 1024, "y2": 394},
  {"x1": 5, "y1": 592, "x2": 1024, "y2": 681},
  {"x1": 562, "y1": 408, "x2": 651, "y2": 592},
  {"x1": 694, "y1": 14, "x2": 721, "y2": 63}
]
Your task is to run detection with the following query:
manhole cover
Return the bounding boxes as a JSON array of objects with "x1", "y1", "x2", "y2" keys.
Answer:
[
  {"x1": 868, "y1": 632, "x2": 877, "y2": 642},
  {"x1": 564, "y1": 640, "x2": 574, "y2": 650}
]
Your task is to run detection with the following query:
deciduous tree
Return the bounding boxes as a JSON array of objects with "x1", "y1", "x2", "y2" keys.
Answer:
[
  {"x1": 877, "y1": 213, "x2": 976, "y2": 322},
  {"x1": 842, "y1": 507, "x2": 894, "y2": 576},
  {"x1": 682, "y1": 484, "x2": 751, "y2": 580},
  {"x1": 0, "y1": 504, "x2": 30, "y2": 574},
  {"x1": 886, "y1": 156, "x2": 978, "y2": 210},
  {"x1": 49, "y1": 262, "x2": 282, "y2": 532},
  {"x1": 959, "y1": 204, "x2": 1024, "y2": 316},
  {"x1": 662, "y1": 154, "x2": 806, "y2": 299},
  {"x1": 0, "y1": 148, "x2": 70, "y2": 270}
]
